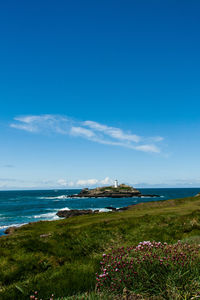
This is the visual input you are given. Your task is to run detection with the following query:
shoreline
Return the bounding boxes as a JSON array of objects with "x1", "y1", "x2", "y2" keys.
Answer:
[
  {"x1": 0, "y1": 208, "x2": 114, "y2": 236},
  {"x1": 1, "y1": 190, "x2": 199, "y2": 236},
  {"x1": 1, "y1": 197, "x2": 168, "y2": 236},
  {"x1": 1, "y1": 192, "x2": 199, "y2": 299}
]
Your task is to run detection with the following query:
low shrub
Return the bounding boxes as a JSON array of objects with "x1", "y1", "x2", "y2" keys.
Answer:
[{"x1": 96, "y1": 241, "x2": 200, "y2": 298}]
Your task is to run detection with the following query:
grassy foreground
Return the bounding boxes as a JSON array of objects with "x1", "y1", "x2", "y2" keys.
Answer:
[{"x1": 0, "y1": 195, "x2": 200, "y2": 299}]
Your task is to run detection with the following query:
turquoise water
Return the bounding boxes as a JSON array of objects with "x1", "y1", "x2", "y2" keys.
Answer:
[{"x1": 0, "y1": 188, "x2": 199, "y2": 236}]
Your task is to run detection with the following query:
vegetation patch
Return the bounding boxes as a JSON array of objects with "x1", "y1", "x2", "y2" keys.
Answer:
[
  {"x1": 0, "y1": 195, "x2": 200, "y2": 299},
  {"x1": 96, "y1": 241, "x2": 200, "y2": 299}
]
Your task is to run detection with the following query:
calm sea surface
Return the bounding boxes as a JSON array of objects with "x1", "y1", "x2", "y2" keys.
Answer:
[{"x1": 0, "y1": 188, "x2": 199, "y2": 236}]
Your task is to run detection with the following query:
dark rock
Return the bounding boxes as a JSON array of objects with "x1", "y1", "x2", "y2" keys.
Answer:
[
  {"x1": 56, "y1": 206, "x2": 134, "y2": 219},
  {"x1": 4, "y1": 226, "x2": 17, "y2": 235},
  {"x1": 194, "y1": 192, "x2": 200, "y2": 197},
  {"x1": 56, "y1": 209, "x2": 93, "y2": 218},
  {"x1": 105, "y1": 207, "x2": 117, "y2": 211}
]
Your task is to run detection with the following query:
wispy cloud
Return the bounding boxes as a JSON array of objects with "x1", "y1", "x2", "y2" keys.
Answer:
[
  {"x1": 70, "y1": 126, "x2": 95, "y2": 138},
  {"x1": 83, "y1": 121, "x2": 140, "y2": 142},
  {"x1": 10, "y1": 114, "x2": 164, "y2": 153},
  {"x1": 10, "y1": 115, "x2": 70, "y2": 134}
]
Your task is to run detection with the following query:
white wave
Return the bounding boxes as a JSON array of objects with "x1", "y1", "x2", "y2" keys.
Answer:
[
  {"x1": 38, "y1": 195, "x2": 69, "y2": 200},
  {"x1": 0, "y1": 223, "x2": 28, "y2": 230},
  {"x1": 88, "y1": 208, "x2": 113, "y2": 212},
  {"x1": 33, "y1": 212, "x2": 59, "y2": 220},
  {"x1": 0, "y1": 225, "x2": 9, "y2": 230},
  {"x1": 55, "y1": 195, "x2": 69, "y2": 199},
  {"x1": 98, "y1": 208, "x2": 111, "y2": 212},
  {"x1": 59, "y1": 207, "x2": 70, "y2": 211},
  {"x1": 69, "y1": 197, "x2": 85, "y2": 199},
  {"x1": 56, "y1": 207, "x2": 111, "y2": 212},
  {"x1": 69, "y1": 196, "x2": 106, "y2": 199},
  {"x1": 55, "y1": 207, "x2": 111, "y2": 213}
]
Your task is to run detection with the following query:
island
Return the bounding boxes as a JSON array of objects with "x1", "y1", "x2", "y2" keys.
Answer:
[
  {"x1": 69, "y1": 181, "x2": 160, "y2": 198},
  {"x1": 56, "y1": 182, "x2": 160, "y2": 219}
]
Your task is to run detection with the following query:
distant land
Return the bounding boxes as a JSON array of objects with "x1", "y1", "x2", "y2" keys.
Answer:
[{"x1": 69, "y1": 182, "x2": 160, "y2": 198}]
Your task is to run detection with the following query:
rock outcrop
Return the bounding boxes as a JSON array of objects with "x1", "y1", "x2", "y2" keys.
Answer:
[
  {"x1": 4, "y1": 226, "x2": 17, "y2": 235},
  {"x1": 56, "y1": 203, "x2": 149, "y2": 219},
  {"x1": 69, "y1": 184, "x2": 159, "y2": 198},
  {"x1": 56, "y1": 209, "x2": 99, "y2": 218},
  {"x1": 56, "y1": 207, "x2": 124, "y2": 218},
  {"x1": 70, "y1": 184, "x2": 141, "y2": 198}
]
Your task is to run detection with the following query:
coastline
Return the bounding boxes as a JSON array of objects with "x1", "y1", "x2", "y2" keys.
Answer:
[
  {"x1": 1, "y1": 188, "x2": 200, "y2": 237},
  {"x1": 1, "y1": 193, "x2": 200, "y2": 299},
  {"x1": 0, "y1": 196, "x2": 179, "y2": 236}
]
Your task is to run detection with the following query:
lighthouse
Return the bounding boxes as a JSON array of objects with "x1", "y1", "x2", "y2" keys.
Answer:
[{"x1": 114, "y1": 179, "x2": 118, "y2": 188}]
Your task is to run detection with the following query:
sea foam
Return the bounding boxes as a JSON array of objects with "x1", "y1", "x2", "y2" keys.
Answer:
[
  {"x1": 33, "y1": 212, "x2": 59, "y2": 220},
  {"x1": 0, "y1": 223, "x2": 28, "y2": 230},
  {"x1": 38, "y1": 195, "x2": 69, "y2": 200}
]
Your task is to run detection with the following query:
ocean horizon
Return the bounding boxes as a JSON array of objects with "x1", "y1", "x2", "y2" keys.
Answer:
[{"x1": 0, "y1": 187, "x2": 199, "y2": 236}]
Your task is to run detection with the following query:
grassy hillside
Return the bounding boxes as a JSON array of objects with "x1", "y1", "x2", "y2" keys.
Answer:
[{"x1": 0, "y1": 195, "x2": 200, "y2": 299}]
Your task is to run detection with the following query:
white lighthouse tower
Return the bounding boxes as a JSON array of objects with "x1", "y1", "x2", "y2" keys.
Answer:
[{"x1": 114, "y1": 179, "x2": 118, "y2": 188}]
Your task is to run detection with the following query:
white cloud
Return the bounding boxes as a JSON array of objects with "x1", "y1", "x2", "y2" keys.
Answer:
[
  {"x1": 76, "y1": 177, "x2": 113, "y2": 186},
  {"x1": 100, "y1": 177, "x2": 112, "y2": 185},
  {"x1": 10, "y1": 114, "x2": 164, "y2": 153},
  {"x1": 76, "y1": 178, "x2": 99, "y2": 186},
  {"x1": 134, "y1": 144, "x2": 160, "y2": 153},
  {"x1": 70, "y1": 126, "x2": 95, "y2": 138},
  {"x1": 10, "y1": 115, "x2": 70, "y2": 134},
  {"x1": 57, "y1": 179, "x2": 68, "y2": 186},
  {"x1": 83, "y1": 121, "x2": 140, "y2": 142},
  {"x1": 57, "y1": 177, "x2": 113, "y2": 188},
  {"x1": 10, "y1": 123, "x2": 37, "y2": 132}
]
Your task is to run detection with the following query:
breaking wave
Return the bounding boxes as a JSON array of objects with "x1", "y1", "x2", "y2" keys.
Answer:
[
  {"x1": 59, "y1": 207, "x2": 70, "y2": 211},
  {"x1": 0, "y1": 223, "x2": 28, "y2": 230},
  {"x1": 38, "y1": 195, "x2": 69, "y2": 200},
  {"x1": 33, "y1": 212, "x2": 59, "y2": 220}
]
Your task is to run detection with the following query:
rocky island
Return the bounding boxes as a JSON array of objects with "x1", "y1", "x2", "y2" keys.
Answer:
[
  {"x1": 4, "y1": 183, "x2": 160, "y2": 234},
  {"x1": 69, "y1": 182, "x2": 160, "y2": 198},
  {"x1": 57, "y1": 183, "x2": 160, "y2": 219}
]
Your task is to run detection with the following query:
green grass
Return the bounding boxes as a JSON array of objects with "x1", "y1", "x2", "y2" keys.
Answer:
[
  {"x1": 0, "y1": 195, "x2": 200, "y2": 299},
  {"x1": 94, "y1": 184, "x2": 134, "y2": 192}
]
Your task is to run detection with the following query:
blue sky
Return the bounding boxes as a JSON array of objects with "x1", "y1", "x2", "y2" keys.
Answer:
[{"x1": 0, "y1": 0, "x2": 200, "y2": 189}]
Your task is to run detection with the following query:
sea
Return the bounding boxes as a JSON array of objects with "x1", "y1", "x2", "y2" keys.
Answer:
[{"x1": 0, "y1": 188, "x2": 199, "y2": 236}]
